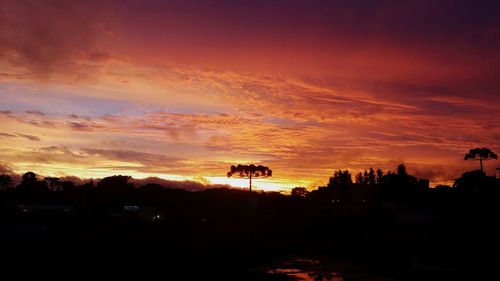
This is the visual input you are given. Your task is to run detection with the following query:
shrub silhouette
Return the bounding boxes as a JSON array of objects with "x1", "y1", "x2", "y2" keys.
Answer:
[
  {"x1": 291, "y1": 187, "x2": 309, "y2": 198},
  {"x1": 0, "y1": 174, "x2": 12, "y2": 190},
  {"x1": 16, "y1": 171, "x2": 49, "y2": 193}
]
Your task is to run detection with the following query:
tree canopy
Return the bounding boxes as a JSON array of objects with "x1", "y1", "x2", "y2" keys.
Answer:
[
  {"x1": 227, "y1": 164, "x2": 272, "y2": 191},
  {"x1": 464, "y1": 148, "x2": 498, "y2": 172}
]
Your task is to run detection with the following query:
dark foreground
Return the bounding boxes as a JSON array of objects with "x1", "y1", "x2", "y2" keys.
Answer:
[{"x1": 1, "y1": 187, "x2": 499, "y2": 280}]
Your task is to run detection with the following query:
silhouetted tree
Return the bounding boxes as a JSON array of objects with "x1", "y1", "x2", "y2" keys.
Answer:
[
  {"x1": 367, "y1": 168, "x2": 376, "y2": 185},
  {"x1": 453, "y1": 170, "x2": 497, "y2": 193},
  {"x1": 0, "y1": 174, "x2": 12, "y2": 190},
  {"x1": 464, "y1": 148, "x2": 498, "y2": 172},
  {"x1": 60, "y1": 181, "x2": 76, "y2": 191},
  {"x1": 291, "y1": 187, "x2": 309, "y2": 198},
  {"x1": 22, "y1": 171, "x2": 37, "y2": 185},
  {"x1": 138, "y1": 183, "x2": 164, "y2": 192},
  {"x1": 45, "y1": 177, "x2": 60, "y2": 191},
  {"x1": 376, "y1": 169, "x2": 384, "y2": 184},
  {"x1": 377, "y1": 164, "x2": 420, "y2": 200},
  {"x1": 355, "y1": 168, "x2": 377, "y2": 185},
  {"x1": 328, "y1": 170, "x2": 352, "y2": 188},
  {"x1": 325, "y1": 170, "x2": 353, "y2": 202},
  {"x1": 355, "y1": 172, "x2": 364, "y2": 184},
  {"x1": 16, "y1": 171, "x2": 48, "y2": 193},
  {"x1": 397, "y1": 163, "x2": 408, "y2": 176},
  {"x1": 43, "y1": 176, "x2": 76, "y2": 192},
  {"x1": 98, "y1": 175, "x2": 133, "y2": 191},
  {"x1": 78, "y1": 179, "x2": 94, "y2": 190},
  {"x1": 227, "y1": 164, "x2": 272, "y2": 191}
]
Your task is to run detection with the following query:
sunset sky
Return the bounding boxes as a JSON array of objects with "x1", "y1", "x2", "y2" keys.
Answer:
[{"x1": 1, "y1": 0, "x2": 499, "y2": 191}]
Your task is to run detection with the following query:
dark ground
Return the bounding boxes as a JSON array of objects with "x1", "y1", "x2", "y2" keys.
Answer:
[{"x1": 1, "y1": 187, "x2": 499, "y2": 280}]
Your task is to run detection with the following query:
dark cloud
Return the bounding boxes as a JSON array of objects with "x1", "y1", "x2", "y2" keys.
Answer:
[
  {"x1": 35, "y1": 146, "x2": 86, "y2": 161},
  {"x1": 81, "y1": 148, "x2": 183, "y2": 166},
  {"x1": 0, "y1": 132, "x2": 40, "y2": 141},
  {"x1": 0, "y1": 0, "x2": 107, "y2": 78},
  {"x1": 0, "y1": 110, "x2": 13, "y2": 116},
  {"x1": 16, "y1": 133, "x2": 41, "y2": 141},
  {"x1": 0, "y1": 132, "x2": 16, "y2": 138},
  {"x1": 69, "y1": 114, "x2": 91, "y2": 121},
  {"x1": 25, "y1": 110, "x2": 45, "y2": 116},
  {"x1": 68, "y1": 121, "x2": 94, "y2": 131}
]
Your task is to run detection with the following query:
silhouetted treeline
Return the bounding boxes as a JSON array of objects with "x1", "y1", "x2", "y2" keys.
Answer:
[
  {"x1": 1, "y1": 164, "x2": 500, "y2": 280},
  {"x1": 1, "y1": 163, "x2": 500, "y2": 208}
]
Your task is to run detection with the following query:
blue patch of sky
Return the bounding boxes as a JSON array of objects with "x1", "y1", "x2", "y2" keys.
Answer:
[
  {"x1": 0, "y1": 81, "x2": 231, "y2": 118},
  {"x1": 0, "y1": 82, "x2": 126, "y2": 116}
]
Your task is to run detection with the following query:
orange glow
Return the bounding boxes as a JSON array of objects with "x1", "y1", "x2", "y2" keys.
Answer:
[{"x1": 1, "y1": 0, "x2": 499, "y2": 190}]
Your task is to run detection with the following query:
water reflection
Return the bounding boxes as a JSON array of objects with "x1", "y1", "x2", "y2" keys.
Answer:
[
  {"x1": 265, "y1": 258, "x2": 395, "y2": 281},
  {"x1": 267, "y1": 258, "x2": 343, "y2": 281}
]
